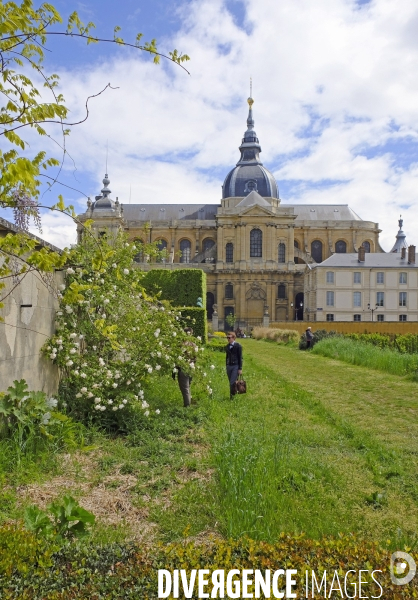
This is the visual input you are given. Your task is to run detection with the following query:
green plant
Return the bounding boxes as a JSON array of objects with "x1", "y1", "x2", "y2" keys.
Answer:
[
  {"x1": 24, "y1": 495, "x2": 95, "y2": 541},
  {"x1": 142, "y1": 269, "x2": 206, "y2": 309},
  {"x1": 225, "y1": 313, "x2": 236, "y2": 329}
]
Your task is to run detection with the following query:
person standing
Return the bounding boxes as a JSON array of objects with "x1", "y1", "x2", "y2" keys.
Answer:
[
  {"x1": 306, "y1": 326, "x2": 314, "y2": 349},
  {"x1": 225, "y1": 331, "x2": 243, "y2": 399},
  {"x1": 174, "y1": 327, "x2": 196, "y2": 407}
]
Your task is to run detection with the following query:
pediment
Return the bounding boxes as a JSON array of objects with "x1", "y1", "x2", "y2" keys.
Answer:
[{"x1": 238, "y1": 205, "x2": 274, "y2": 217}]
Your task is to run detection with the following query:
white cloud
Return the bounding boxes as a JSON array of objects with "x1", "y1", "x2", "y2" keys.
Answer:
[{"x1": 10, "y1": 0, "x2": 418, "y2": 251}]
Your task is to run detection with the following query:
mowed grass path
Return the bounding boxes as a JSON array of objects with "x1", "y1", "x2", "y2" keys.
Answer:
[{"x1": 206, "y1": 339, "x2": 418, "y2": 546}]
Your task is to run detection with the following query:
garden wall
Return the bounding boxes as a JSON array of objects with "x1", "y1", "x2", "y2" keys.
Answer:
[
  {"x1": 0, "y1": 267, "x2": 61, "y2": 395},
  {"x1": 270, "y1": 321, "x2": 418, "y2": 335}
]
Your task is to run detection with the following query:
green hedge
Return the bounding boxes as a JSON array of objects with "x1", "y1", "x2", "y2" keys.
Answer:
[
  {"x1": 179, "y1": 307, "x2": 207, "y2": 341},
  {"x1": 1, "y1": 529, "x2": 416, "y2": 598},
  {"x1": 142, "y1": 269, "x2": 206, "y2": 309}
]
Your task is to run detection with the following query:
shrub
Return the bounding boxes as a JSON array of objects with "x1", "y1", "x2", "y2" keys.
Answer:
[
  {"x1": 213, "y1": 331, "x2": 227, "y2": 337},
  {"x1": 142, "y1": 269, "x2": 206, "y2": 309},
  {"x1": 179, "y1": 307, "x2": 207, "y2": 342},
  {"x1": 299, "y1": 329, "x2": 339, "y2": 350},
  {"x1": 252, "y1": 327, "x2": 299, "y2": 344},
  {"x1": 208, "y1": 338, "x2": 226, "y2": 352}
]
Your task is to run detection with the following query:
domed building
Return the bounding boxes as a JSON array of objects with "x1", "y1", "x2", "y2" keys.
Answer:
[{"x1": 78, "y1": 96, "x2": 384, "y2": 327}]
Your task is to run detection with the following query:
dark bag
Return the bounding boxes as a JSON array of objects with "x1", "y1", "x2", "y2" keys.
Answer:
[{"x1": 235, "y1": 375, "x2": 246, "y2": 394}]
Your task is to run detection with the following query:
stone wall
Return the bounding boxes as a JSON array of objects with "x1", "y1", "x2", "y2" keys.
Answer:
[{"x1": 0, "y1": 266, "x2": 61, "y2": 395}]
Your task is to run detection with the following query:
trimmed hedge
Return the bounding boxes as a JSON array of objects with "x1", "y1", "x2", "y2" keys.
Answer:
[
  {"x1": 1, "y1": 528, "x2": 417, "y2": 598},
  {"x1": 178, "y1": 307, "x2": 207, "y2": 341},
  {"x1": 142, "y1": 269, "x2": 206, "y2": 309}
]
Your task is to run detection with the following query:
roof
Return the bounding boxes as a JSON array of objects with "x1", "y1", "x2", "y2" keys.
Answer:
[
  {"x1": 0, "y1": 216, "x2": 62, "y2": 253},
  {"x1": 120, "y1": 203, "x2": 363, "y2": 223},
  {"x1": 315, "y1": 252, "x2": 417, "y2": 269}
]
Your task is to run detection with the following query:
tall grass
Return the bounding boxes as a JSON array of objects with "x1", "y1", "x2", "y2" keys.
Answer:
[
  {"x1": 312, "y1": 336, "x2": 418, "y2": 378},
  {"x1": 252, "y1": 327, "x2": 299, "y2": 344}
]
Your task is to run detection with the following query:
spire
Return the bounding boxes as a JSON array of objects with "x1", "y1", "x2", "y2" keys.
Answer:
[
  {"x1": 390, "y1": 214, "x2": 408, "y2": 252},
  {"x1": 237, "y1": 90, "x2": 262, "y2": 166}
]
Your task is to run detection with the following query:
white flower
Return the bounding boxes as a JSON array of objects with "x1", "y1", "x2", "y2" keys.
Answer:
[
  {"x1": 157, "y1": 352, "x2": 161, "y2": 358},
  {"x1": 65, "y1": 305, "x2": 73, "y2": 314},
  {"x1": 57, "y1": 311, "x2": 63, "y2": 316},
  {"x1": 104, "y1": 298, "x2": 110, "y2": 304},
  {"x1": 58, "y1": 346, "x2": 63, "y2": 351},
  {"x1": 47, "y1": 346, "x2": 51, "y2": 351},
  {"x1": 112, "y1": 406, "x2": 118, "y2": 411},
  {"x1": 113, "y1": 285, "x2": 117, "y2": 290},
  {"x1": 81, "y1": 387, "x2": 87, "y2": 394},
  {"x1": 147, "y1": 367, "x2": 153, "y2": 373},
  {"x1": 99, "y1": 358, "x2": 105, "y2": 366},
  {"x1": 172, "y1": 367, "x2": 178, "y2": 373},
  {"x1": 73, "y1": 370, "x2": 79, "y2": 376},
  {"x1": 139, "y1": 390, "x2": 144, "y2": 398},
  {"x1": 112, "y1": 383, "x2": 118, "y2": 388},
  {"x1": 88, "y1": 392, "x2": 94, "y2": 398},
  {"x1": 46, "y1": 397, "x2": 58, "y2": 409},
  {"x1": 94, "y1": 404, "x2": 101, "y2": 410},
  {"x1": 107, "y1": 370, "x2": 112, "y2": 377},
  {"x1": 56, "y1": 339, "x2": 63, "y2": 345},
  {"x1": 114, "y1": 373, "x2": 120, "y2": 379},
  {"x1": 100, "y1": 279, "x2": 105, "y2": 284},
  {"x1": 41, "y1": 412, "x2": 51, "y2": 424},
  {"x1": 70, "y1": 348, "x2": 77, "y2": 354},
  {"x1": 208, "y1": 388, "x2": 213, "y2": 394},
  {"x1": 159, "y1": 341, "x2": 163, "y2": 346},
  {"x1": 189, "y1": 363, "x2": 195, "y2": 370},
  {"x1": 141, "y1": 401, "x2": 149, "y2": 409},
  {"x1": 102, "y1": 314, "x2": 106, "y2": 319},
  {"x1": 154, "y1": 331, "x2": 159, "y2": 338},
  {"x1": 123, "y1": 269, "x2": 129, "y2": 275},
  {"x1": 203, "y1": 373, "x2": 207, "y2": 377},
  {"x1": 197, "y1": 336, "x2": 202, "y2": 341},
  {"x1": 112, "y1": 263, "x2": 117, "y2": 268},
  {"x1": 76, "y1": 393, "x2": 82, "y2": 398},
  {"x1": 155, "y1": 365, "x2": 161, "y2": 371},
  {"x1": 155, "y1": 409, "x2": 160, "y2": 415},
  {"x1": 92, "y1": 383, "x2": 99, "y2": 389},
  {"x1": 58, "y1": 284, "x2": 66, "y2": 291},
  {"x1": 94, "y1": 397, "x2": 101, "y2": 403},
  {"x1": 79, "y1": 335, "x2": 84, "y2": 340},
  {"x1": 172, "y1": 332, "x2": 177, "y2": 337},
  {"x1": 93, "y1": 346, "x2": 97, "y2": 351},
  {"x1": 66, "y1": 267, "x2": 75, "y2": 275},
  {"x1": 127, "y1": 380, "x2": 131, "y2": 385},
  {"x1": 118, "y1": 404, "x2": 124, "y2": 410},
  {"x1": 144, "y1": 410, "x2": 150, "y2": 417},
  {"x1": 80, "y1": 372, "x2": 86, "y2": 378},
  {"x1": 50, "y1": 353, "x2": 56, "y2": 360},
  {"x1": 100, "y1": 405, "x2": 106, "y2": 411},
  {"x1": 210, "y1": 365, "x2": 215, "y2": 370},
  {"x1": 69, "y1": 333, "x2": 77, "y2": 339},
  {"x1": 66, "y1": 360, "x2": 73, "y2": 367},
  {"x1": 108, "y1": 399, "x2": 113, "y2": 405},
  {"x1": 122, "y1": 399, "x2": 128, "y2": 405}
]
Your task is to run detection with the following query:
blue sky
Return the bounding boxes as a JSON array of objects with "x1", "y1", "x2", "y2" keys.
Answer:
[{"x1": 2, "y1": 0, "x2": 418, "y2": 250}]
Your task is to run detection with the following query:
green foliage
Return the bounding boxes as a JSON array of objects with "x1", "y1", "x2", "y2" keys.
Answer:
[
  {"x1": 44, "y1": 232, "x2": 206, "y2": 429},
  {"x1": 179, "y1": 307, "x2": 207, "y2": 341},
  {"x1": 0, "y1": 525, "x2": 56, "y2": 577},
  {"x1": 225, "y1": 312, "x2": 236, "y2": 329},
  {"x1": 347, "y1": 332, "x2": 418, "y2": 354},
  {"x1": 142, "y1": 268, "x2": 206, "y2": 310},
  {"x1": 208, "y1": 337, "x2": 226, "y2": 352},
  {"x1": 0, "y1": 534, "x2": 416, "y2": 598},
  {"x1": 312, "y1": 336, "x2": 418, "y2": 377},
  {"x1": 24, "y1": 495, "x2": 95, "y2": 541},
  {"x1": 299, "y1": 328, "x2": 339, "y2": 350}
]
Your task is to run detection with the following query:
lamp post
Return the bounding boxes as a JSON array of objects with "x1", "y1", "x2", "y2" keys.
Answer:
[{"x1": 367, "y1": 303, "x2": 379, "y2": 321}]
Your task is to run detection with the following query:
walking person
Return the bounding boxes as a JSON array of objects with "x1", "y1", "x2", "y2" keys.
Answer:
[
  {"x1": 173, "y1": 327, "x2": 196, "y2": 407},
  {"x1": 225, "y1": 331, "x2": 243, "y2": 399},
  {"x1": 306, "y1": 326, "x2": 314, "y2": 349}
]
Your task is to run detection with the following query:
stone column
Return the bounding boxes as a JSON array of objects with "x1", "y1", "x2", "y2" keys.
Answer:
[
  {"x1": 263, "y1": 304, "x2": 270, "y2": 328},
  {"x1": 212, "y1": 304, "x2": 219, "y2": 332}
]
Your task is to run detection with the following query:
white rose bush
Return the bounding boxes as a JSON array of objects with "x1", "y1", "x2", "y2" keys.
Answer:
[{"x1": 43, "y1": 232, "x2": 210, "y2": 429}]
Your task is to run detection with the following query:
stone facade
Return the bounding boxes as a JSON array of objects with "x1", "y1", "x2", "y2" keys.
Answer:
[{"x1": 77, "y1": 99, "x2": 383, "y2": 329}]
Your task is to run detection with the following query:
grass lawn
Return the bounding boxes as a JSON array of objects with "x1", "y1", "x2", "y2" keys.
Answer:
[{"x1": 2, "y1": 339, "x2": 418, "y2": 549}]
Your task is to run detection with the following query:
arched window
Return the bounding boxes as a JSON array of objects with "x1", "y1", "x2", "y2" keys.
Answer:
[
  {"x1": 250, "y1": 229, "x2": 262, "y2": 257},
  {"x1": 226, "y1": 242, "x2": 233, "y2": 263},
  {"x1": 225, "y1": 283, "x2": 234, "y2": 300},
  {"x1": 311, "y1": 240, "x2": 323, "y2": 263},
  {"x1": 133, "y1": 239, "x2": 144, "y2": 263},
  {"x1": 362, "y1": 241, "x2": 371, "y2": 253},
  {"x1": 180, "y1": 239, "x2": 191, "y2": 263},
  {"x1": 278, "y1": 243, "x2": 286, "y2": 263},
  {"x1": 203, "y1": 238, "x2": 215, "y2": 252},
  {"x1": 155, "y1": 239, "x2": 168, "y2": 263},
  {"x1": 278, "y1": 283, "x2": 286, "y2": 299},
  {"x1": 335, "y1": 240, "x2": 347, "y2": 253},
  {"x1": 206, "y1": 292, "x2": 215, "y2": 319}
]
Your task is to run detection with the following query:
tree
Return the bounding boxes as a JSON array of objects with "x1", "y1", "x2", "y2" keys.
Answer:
[{"x1": 0, "y1": 0, "x2": 190, "y2": 318}]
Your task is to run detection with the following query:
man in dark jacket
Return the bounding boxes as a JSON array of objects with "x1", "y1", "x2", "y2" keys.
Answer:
[{"x1": 225, "y1": 331, "x2": 243, "y2": 399}]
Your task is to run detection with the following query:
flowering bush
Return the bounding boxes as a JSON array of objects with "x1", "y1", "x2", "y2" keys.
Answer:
[{"x1": 43, "y1": 232, "x2": 209, "y2": 427}]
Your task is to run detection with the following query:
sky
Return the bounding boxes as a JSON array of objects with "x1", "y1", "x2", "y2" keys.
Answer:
[{"x1": 2, "y1": 0, "x2": 418, "y2": 251}]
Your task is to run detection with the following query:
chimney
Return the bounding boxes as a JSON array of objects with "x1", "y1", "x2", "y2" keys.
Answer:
[
  {"x1": 408, "y1": 245, "x2": 416, "y2": 264},
  {"x1": 358, "y1": 246, "x2": 365, "y2": 262},
  {"x1": 401, "y1": 247, "x2": 406, "y2": 259}
]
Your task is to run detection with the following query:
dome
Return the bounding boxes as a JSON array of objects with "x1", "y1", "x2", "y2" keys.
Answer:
[
  {"x1": 222, "y1": 98, "x2": 279, "y2": 199},
  {"x1": 93, "y1": 173, "x2": 116, "y2": 210},
  {"x1": 390, "y1": 216, "x2": 408, "y2": 252}
]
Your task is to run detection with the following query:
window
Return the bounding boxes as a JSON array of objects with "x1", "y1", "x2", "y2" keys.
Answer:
[
  {"x1": 278, "y1": 283, "x2": 286, "y2": 299},
  {"x1": 326, "y1": 314, "x2": 334, "y2": 321},
  {"x1": 353, "y1": 292, "x2": 362, "y2": 307},
  {"x1": 250, "y1": 229, "x2": 262, "y2": 257},
  {"x1": 399, "y1": 314, "x2": 407, "y2": 322},
  {"x1": 278, "y1": 243, "x2": 286, "y2": 263},
  {"x1": 376, "y1": 292, "x2": 384, "y2": 307},
  {"x1": 399, "y1": 292, "x2": 407, "y2": 307},
  {"x1": 311, "y1": 240, "x2": 323, "y2": 263},
  {"x1": 353, "y1": 314, "x2": 361, "y2": 322},
  {"x1": 326, "y1": 291, "x2": 334, "y2": 306},
  {"x1": 225, "y1": 283, "x2": 234, "y2": 300},
  {"x1": 353, "y1": 272, "x2": 361, "y2": 284},
  {"x1": 226, "y1": 243, "x2": 234, "y2": 263},
  {"x1": 180, "y1": 239, "x2": 191, "y2": 263},
  {"x1": 335, "y1": 240, "x2": 347, "y2": 253},
  {"x1": 155, "y1": 239, "x2": 167, "y2": 263},
  {"x1": 294, "y1": 240, "x2": 300, "y2": 264},
  {"x1": 203, "y1": 238, "x2": 215, "y2": 252},
  {"x1": 362, "y1": 241, "x2": 371, "y2": 253},
  {"x1": 399, "y1": 272, "x2": 407, "y2": 284},
  {"x1": 377, "y1": 314, "x2": 384, "y2": 322},
  {"x1": 326, "y1": 271, "x2": 334, "y2": 284},
  {"x1": 376, "y1": 272, "x2": 384, "y2": 284}
]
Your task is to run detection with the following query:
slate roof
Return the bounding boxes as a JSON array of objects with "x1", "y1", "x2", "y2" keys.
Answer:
[{"x1": 316, "y1": 253, "x2": 417, "y2": 268}]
